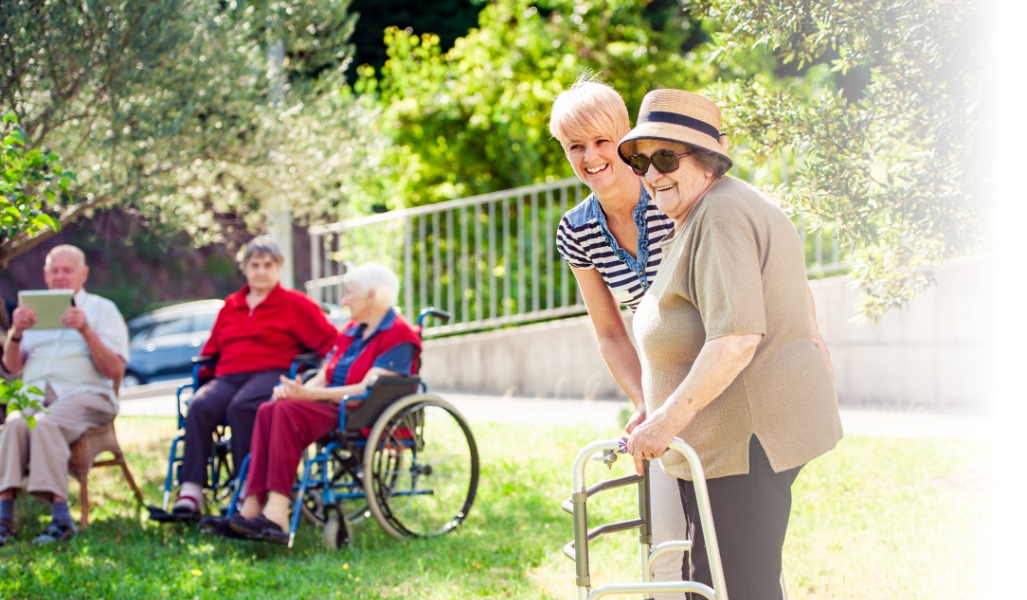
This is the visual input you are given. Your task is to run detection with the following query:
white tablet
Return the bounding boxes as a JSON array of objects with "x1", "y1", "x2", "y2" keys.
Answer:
[{"x1": 18, "y1": 289, "x2": 75, "y2": 329}]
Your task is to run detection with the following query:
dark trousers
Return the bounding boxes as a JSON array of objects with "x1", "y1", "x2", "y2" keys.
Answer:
[
  {"x1": 246, "y1": 400, "x2": 339, "y2": 501},
  {"x1": 181, "y1": 370, "x2": 288, "y2": 486},
  {"x1": 678, "y1": 436, "x2": 803, "y2": 600}
]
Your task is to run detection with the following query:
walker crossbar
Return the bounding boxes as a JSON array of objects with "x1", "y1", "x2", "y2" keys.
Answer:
[
  {"x1": 649, "y1": 540, "x2": 693, "y2": 569},
  {"x1": 587, "y1": 582, "x2": 716, "y2": 600},
  {"x1": 561, "y1": 474, "x2": 643, "y2": 514},
  {"x1": 564, "y1": 437, "x2": 728, "y2": 600},
  {"x1": 563, "y1": 518, "x2": 645, "y2": 560}
]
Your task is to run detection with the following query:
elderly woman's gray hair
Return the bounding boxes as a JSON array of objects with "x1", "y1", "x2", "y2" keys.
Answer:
[
  {"x1": 239, "y1": 235, "x2": 286, "y2": 267},
  {"x1": 342, "y1": 262, "x2": 400, "y2": 307}
]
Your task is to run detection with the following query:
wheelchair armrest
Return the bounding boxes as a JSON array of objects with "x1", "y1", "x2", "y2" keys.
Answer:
[
  {"x1": 191, "y1": 355, "x2": 218, "y2": 365},
  {"x1": 292, "y1": 351, "x2": 320, "y2": 366},
  {"x1": 288, "y1": 352, "x2": 322, "y2": 380},
  {"x1": 341, "y1": 386, "x2": 373, "y2": 406},
  {"x1": 339, "y1": 375, "x2": 422, "y2": 432}
]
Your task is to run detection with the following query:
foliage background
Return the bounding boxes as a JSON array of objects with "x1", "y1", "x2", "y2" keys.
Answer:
[{"x1": 0, "y1": 0, "x2": 987, "y2": 321}]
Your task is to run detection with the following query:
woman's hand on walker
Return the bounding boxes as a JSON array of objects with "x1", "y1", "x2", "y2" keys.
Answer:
[
  {"x1": 273, "y1": 375, "x2": 306, "y2": 401},
  {"x1": 626, "y1": 414, "x2": 676, "y2": 476}
]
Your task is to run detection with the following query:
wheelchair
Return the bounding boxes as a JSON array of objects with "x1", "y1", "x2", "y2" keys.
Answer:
[
  {"x1": 156, "y1": 351, "x2": 321, "y2": 516},
  {"x1": 222, "y1": 307, "x2": 479, "y2": 549},
  {"x1": 160, "y1": 307, "x2": 479, "y2": 549}
]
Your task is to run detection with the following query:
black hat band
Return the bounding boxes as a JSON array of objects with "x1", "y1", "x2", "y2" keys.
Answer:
[{"x1": 638, "y1": 111, "x2": 722, "y2": 141}]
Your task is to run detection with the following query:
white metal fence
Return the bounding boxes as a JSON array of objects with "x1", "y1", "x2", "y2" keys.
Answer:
[{"x1": 307, "y1": 164, "x2": 846, "y2": 336}]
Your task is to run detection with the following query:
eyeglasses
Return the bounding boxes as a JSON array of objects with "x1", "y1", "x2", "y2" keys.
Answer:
[{"x1": 625, "y1": 150, "x2": 693, "y2": 176}]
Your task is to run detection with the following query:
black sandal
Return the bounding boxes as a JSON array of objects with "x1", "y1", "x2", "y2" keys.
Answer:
[
  {"x1": 198, "y1": 515, "x2": 244, "y2": 539},
  {"x1": 228, "y1": 514, "x2": 290, "y2": 545}
]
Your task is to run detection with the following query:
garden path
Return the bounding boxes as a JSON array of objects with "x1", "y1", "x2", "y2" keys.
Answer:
[{"x1": 118, "y1": 379, "x2": 991, "y2": 440}]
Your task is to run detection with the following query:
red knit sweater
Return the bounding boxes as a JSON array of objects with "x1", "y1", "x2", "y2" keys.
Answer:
[{"x1": 202, "y1": 284, "x2": 338, "y2": 377}]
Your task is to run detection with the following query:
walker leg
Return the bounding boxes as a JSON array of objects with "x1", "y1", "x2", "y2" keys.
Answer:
[{"x1": 639, "y1": 460, "x2": 654, "y2": 599}]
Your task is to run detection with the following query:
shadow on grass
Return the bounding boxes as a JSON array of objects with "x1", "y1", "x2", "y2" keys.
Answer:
[{"x1": 0, "y1": 418, "x2": 622, "y2": 599}]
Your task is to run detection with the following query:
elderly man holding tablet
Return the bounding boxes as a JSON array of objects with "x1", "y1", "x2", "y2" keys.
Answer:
[{"x1": 0, "y1": 244, "x2": 129, "y2": 546}]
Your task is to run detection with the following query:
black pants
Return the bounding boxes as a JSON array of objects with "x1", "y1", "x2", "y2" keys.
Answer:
[
  {"x1": 678, "y1": 436, "x2": 803, "y2": 600},
  {"x1": 181, "y1": 370, "x2": 287, "y2": 486}
]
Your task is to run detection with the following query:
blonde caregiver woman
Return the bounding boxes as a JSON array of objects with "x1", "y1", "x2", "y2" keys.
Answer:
[{"x1": 550, "y1": 78, "x2": 834, "y2": 597}]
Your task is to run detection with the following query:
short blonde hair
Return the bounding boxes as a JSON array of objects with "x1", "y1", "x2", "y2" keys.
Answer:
[
  {"x1": 549, "y1": 76, "x2": 630, "y2": 148},
  {"x1": 343, "y1": 262, "x2": 400, "y2": 307}
]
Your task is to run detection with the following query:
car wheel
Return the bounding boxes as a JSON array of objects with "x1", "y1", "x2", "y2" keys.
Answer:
[{"x1": 122, "y1": 372, "x2": 144, "y2": 388}]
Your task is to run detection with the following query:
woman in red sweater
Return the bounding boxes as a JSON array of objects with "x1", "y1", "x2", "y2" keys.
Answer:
[
  {"x1": 154, "y1": 236, "x2": 338, "y2": 521},
  {"x1": 200, "y1": 262, "x2": 421, "y2": 543}
]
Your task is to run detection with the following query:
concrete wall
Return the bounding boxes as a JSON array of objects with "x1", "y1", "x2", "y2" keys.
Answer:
[
  {"x1": 809, "y1": 256, "x2": 993, "y2": 412},
  {"x1": 421, "y1": 256, "x2": 993, "y2": 412},
  {"x1": 420, "y1": 313, "x2": 626, "y2": 401}
]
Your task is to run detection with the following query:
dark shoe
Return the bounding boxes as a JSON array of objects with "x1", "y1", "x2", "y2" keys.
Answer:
[
  {"x1": 32, "y1": 521, "x2": 76, "y2": 545},
  {"x1": 198, "y1": 515, "x2": 244, "y2": 539},
  {"x1": 147, "y1": 505, "x2": 201, "y2": 523},
  {"x1": 0, "y1": 519, "x2": 14, "y2": 547},
  {"x1": 228, "y1": 514, "x2": 290, "y2": 545}
]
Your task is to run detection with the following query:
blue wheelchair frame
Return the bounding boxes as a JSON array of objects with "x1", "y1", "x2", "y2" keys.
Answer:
[
  {"x1": 160, "y1": 352, "x2": 321, "y2": 512},
  {"x1": 224, "y1": 307, "x2": 458, "y2": 547},
  {"x1": 286, "y1": 377, "x2": 428, "y2": 546}
]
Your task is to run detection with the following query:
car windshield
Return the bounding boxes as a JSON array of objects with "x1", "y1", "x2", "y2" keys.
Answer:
[
  {"x1": 148, "y1": 317, "x2": 192, "y2": 338},
  {"x1": 193, "y1": 313, "x2": 217, "y2": 333},
  {"x1": 130, "y1": 311, "x2": 220, "y2": 343},
  {"x1": 129, "y1": 323, "x2": 156, "y2": 342}
]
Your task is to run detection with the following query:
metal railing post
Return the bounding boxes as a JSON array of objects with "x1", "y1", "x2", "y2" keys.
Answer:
[{"x1": 404, "y1": 216, "x2": 414, "y2": 318}]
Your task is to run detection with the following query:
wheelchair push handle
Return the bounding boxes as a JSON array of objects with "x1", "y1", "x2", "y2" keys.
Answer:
[{"x1": 416, "y1": 307, "x2": 451, "y2": 329}]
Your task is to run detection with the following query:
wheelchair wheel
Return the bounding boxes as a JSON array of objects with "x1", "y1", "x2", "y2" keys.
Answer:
[
  {"x1": 362, "y1": 394, "x2": 479, "y2": 538},
  {"x1": 299, "y1": 446, "x2": 369, "y2": 526},
  {"x1": 322, "y1": 504, "x2": 351, "y2": 550}
]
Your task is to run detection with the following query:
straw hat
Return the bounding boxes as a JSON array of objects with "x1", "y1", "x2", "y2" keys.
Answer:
[{"x1": 618, "y1": 89, "x2": 732, "y2": 170}]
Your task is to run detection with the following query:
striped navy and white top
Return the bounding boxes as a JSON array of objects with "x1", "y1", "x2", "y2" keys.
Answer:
[{"x1": 556, "y1": 186, "x2": 674, "y2": 312}]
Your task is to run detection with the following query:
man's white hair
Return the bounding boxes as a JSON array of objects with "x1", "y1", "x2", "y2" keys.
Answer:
[
  {"x1": 45, "y1": 244, "x2": 86, "y2": 267},
  {"x1": 342, "y1": 262, "x2": 400, "y2": 307}
]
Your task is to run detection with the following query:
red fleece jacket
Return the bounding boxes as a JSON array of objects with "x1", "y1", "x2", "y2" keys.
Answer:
[{"x1": 202, "y1": 283, "x2": 337, "y2": 377}]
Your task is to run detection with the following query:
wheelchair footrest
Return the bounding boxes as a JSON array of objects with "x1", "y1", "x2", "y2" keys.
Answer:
[{"x1": 147, "y1": 505, "x2": 201, "y2": 523}]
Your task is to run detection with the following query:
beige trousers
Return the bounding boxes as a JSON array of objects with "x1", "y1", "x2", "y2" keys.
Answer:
[{"x1": 0, "y1": 388, "x2": 116, "y2": 500}]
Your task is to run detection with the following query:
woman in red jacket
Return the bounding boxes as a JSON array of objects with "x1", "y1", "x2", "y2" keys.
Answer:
[
  {"x1": 154, "y1": 236, "x2": 338, "y2": 521},
  {"x1": 200, "y1": 262, "x2": 421, "y2": 543}
]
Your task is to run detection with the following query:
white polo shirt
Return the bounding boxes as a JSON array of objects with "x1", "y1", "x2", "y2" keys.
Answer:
[{"x1": 19, "y1": 288, "x2": 129, "y2": 412}]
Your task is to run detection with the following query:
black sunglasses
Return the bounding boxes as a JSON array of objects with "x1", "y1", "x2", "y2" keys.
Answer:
[{"x1": 625, "y1": 150, "x2": 693, "y2": 176}]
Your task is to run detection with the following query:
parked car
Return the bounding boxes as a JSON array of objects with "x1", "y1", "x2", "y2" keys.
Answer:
[
  {"x1": 123, "y1": 299, "x2": 348, "y2": 387},
  {"x1": 124, "y1": 300, "x2": 224, "y2": 387},
  {"x1": 320, "y1": 301, "x2": 349, "y2": 328}
]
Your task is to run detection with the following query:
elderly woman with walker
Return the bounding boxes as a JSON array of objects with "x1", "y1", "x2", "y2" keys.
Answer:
[
  {"x1": 550, "y1": 79, "x2": 835, "y2": 599},
  {"x1": 620, "y1": 89, "x2": 842, "y2": 600}
]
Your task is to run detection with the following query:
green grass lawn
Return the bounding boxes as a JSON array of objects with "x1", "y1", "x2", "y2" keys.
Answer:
[{"x1": 0, "y1": 416, "x2": 989, "y2": 599}]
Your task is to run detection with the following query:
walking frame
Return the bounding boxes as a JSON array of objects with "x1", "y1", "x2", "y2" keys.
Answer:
[{"x1": 561, "y1": 437, "x2": 728, "y2": 600}]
